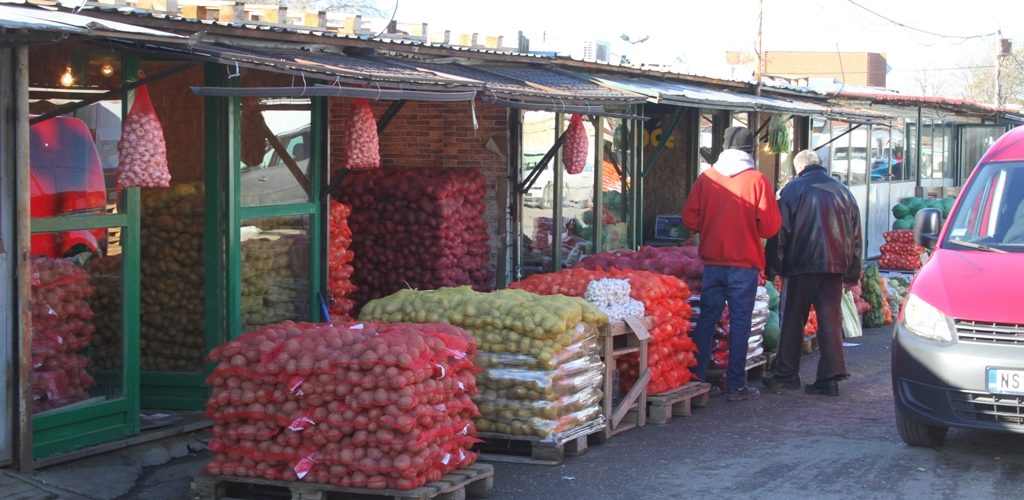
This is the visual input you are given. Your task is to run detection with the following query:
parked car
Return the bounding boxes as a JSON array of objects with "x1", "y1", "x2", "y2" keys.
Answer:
[
  {"x1": 240, "y1": 124, "x2": 312, "y2": 206},
  {"x1": 891, "y1": 126, "x2": 1024, "y2": 447},
  {"x1": 30, "y1": 116, "x2": 109, "y2": 258}
]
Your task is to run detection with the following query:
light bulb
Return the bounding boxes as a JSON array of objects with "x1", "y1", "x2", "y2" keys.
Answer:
[
  {"x1": 60, "y1": 66, "x2": 74, "y2": 87},
  {"x1": 100, "y1": 63, "x2": 114, "y2": 77}
]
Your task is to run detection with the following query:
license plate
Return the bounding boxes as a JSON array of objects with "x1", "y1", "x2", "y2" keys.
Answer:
[{"x1": 987, "y1": 368, "x2": 1024, "y2": 395}]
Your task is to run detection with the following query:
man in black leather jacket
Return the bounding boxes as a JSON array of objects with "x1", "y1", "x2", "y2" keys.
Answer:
[{"x1": 764, "y1": 149, "x2": 862, "y2": 396}]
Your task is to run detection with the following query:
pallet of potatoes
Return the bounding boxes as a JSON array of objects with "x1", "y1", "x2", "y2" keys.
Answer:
[
  {"x1": 190, "y1": 463, "x2": 494, "y2": 500},
  {"x1": 646, "y1": 381, "x2": 712, "y2": 425},
  {"x1": 474, "y1": 424, "x2": 603, "y2": 466}
]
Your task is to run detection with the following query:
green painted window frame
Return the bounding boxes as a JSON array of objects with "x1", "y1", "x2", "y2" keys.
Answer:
[{"x1": 29, "y1": 53, "x2": 143, "y2": 458}]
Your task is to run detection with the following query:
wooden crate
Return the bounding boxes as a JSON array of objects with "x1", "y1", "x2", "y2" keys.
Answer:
[
  {"x1": 598, "y1": 316, "x2": 653, "y2": 440},
  {"x1": 646, "y1": 381, "x2": 712, "y2": 425},
  {"x1": 475, "y1": 424, "x2": 600, "y2": 466},
  {"x1": 190, "y1": 463, "x2": 493, "y2": 500}
]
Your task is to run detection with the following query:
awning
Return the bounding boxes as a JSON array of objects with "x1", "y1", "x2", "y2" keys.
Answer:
[
  {"x1": 130, "y1": 41, "x2": 645, "y2": 114},
  {"x1": 0, "y1": 3, "x2": 181, "y2": 41}
]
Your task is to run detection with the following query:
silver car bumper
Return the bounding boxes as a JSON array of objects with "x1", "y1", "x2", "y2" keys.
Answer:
[{"x1": 892, "y1": 321, "x2": 1024, "y2": 432}]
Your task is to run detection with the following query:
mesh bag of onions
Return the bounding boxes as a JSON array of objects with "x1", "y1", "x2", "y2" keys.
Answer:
[
  {"x1": 343, "y1": 98, "x2": 381, "y2": 170},
  {"x1": 327, "y1": 200, "x2": 356, "y2": 319},
  {"x1": 204, "y1": 320, "x2": 480, "y2": 490},
  {"x1": 338, "y1": 168, "x2": 492, "y2": 309},
  {"x1": 30, "y1": 258, "x2": 98, "y2": 413},
  {"x1": 117, "y1": 84, "x2": 171, "y2": 188},
  {"x1": 563, "y1": 114, "x2": 588, "y2": 175}
]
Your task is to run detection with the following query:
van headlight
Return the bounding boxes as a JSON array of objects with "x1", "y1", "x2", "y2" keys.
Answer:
[{"x1": 902, "y1": 293, "x2": 955, "y2": 342}]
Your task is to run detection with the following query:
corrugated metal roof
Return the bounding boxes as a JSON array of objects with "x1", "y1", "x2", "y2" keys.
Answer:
[
  {"x1": 0, "y1": 3, "x2": 181, "y2": 38},
  {"x1": 592, "y1": 74, "x2": 825, "y2": 114}
]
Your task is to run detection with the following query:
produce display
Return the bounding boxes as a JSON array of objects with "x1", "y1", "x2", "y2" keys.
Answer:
[
  {"x1": 342, "y1": 98, "x2": 381, "y2": 170},
  {"x1": 879, "y1": 230, "x2": 926, "y2": 270},
  {"x1": 861, "y1": 265, "x2": 887, "y2": 328},
  {"x1": 584, "y1": 278, "x2": 645, "y2": 322},
  {"x1": 88, "y1": 255, "x2": 122, "y2": 371},
  {"x1": 574, "y1": 245, "x2": 704, "y2": 294},
  {"x1": 360, "y1": 287, "x2": 609, "y2": 441},
  {"x1": 512, "y1": 269, "x2": 696, "y2": 395},
  {"x1": 327, "y1": 200, "x2": 356, "y2": 319},
  {"x1": 877, "y1": 278, "x2": 894, "y2": 325},
  {"x1": 886, "y1": 277, "x2": 909, "y2": 316},
  {"x1": 241, "y1": 231, "x2": 310, "y2": 332},
  {"x1": 139, "y1": 184, "x2": 206, "y2": 371},
  {"x1": 891, "y1": 196, "x2": 954, "y2": 230},
  {"x1": 30, "y1": 258, "x2": 97, "y2": 413},
  {"x1": 563, "y1": 114, "x2": 588, "y2": 175},
  {"x1": 117, "y1": 84, "x2": 171, "y2": 188},
  {"x1": 204, "y1": 320, "x2": 479, "y2": 490},
  {"x1": 338, "y1": 168, "x2": 492, "y2": 308}
]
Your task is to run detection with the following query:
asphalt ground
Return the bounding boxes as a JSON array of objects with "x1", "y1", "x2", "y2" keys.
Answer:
[{"x1": 37, "y1": 324, "x2": 1024, "y2": 500}]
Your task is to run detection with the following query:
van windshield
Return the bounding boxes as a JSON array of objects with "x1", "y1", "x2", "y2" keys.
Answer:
[{"x1": 944, "y1": 161, "x2": 1024, "y2": 252}]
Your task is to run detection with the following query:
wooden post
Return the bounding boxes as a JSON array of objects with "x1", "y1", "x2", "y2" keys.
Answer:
[{"x1": 13, "y1": 44, "x2": 33, "y2": 473}]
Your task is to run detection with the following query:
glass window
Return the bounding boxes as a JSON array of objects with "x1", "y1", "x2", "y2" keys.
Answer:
[
  {"x1": 698, "y1": 112, "x2": 715, "y2": 175},
  {"x1": 600, "y1": 117, "x2": 630, "y2": 252},
  {"x1": 30, "y1": 240, "x2": 123, "y2": 414},
  {"x1": 942, "y1": 124, "x2": 955, "y2": 180},
  {"x1": 519, "y1": 111, "x2": 556, "y2": 277},
  {"x1": 731, "y1": 112, "x2": 749, "y2": 129},
  {"x1": 241, "y1": 215, "x2": 311, "y2": 332},
  {"x1": 961, "y1": 126, "x2": 1004, "y2": 179},
  {"x1": 239, "y1": 97, "x2": 313, "y2": 207},
  {"x1": 562, "y1": 115, "x2": 596, "y2": 266},
  {"x1": 944, "y1": 161, "x2": 1024, "y2": 252},
  {"x1": 906, "y1": 123, "x2": 919, "y2": 182}
]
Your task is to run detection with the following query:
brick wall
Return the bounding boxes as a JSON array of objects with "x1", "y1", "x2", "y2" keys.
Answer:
[{"x1": 328, "y1": 98, "x2": 511, "y2": 288}]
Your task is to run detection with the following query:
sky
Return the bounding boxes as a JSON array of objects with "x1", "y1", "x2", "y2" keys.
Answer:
[{"x1": 371, "y1": 0, "x2": 1024, "y2": 97}]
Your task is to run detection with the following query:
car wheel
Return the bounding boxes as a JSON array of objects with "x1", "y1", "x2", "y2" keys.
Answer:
[{"x1": 895, "y1": 406, "x2": 948, "y2": 447}]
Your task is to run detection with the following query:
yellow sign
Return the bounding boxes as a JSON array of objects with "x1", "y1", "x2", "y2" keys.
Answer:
[{"x1": 643, "y1": 127, "x2": 675, "y2": 149}]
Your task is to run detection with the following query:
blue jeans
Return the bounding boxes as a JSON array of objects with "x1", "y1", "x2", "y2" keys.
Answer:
[{"x1": 693, "y1": 265, "x2": 759, "y2": 392}]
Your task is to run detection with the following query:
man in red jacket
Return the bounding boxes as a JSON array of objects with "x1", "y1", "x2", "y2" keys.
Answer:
[{"x1": 683, "y1": 126, "x2": 781, "y2": 401}]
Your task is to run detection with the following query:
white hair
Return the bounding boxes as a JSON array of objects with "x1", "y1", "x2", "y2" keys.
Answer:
[{"x1": 793, "y1": 149, "x2": 822, "y2": 172}]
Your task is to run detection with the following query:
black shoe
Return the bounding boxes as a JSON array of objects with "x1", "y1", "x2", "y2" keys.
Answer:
[
  {"x1": 708, "y1": 385, "x2": 723, "y2": 398},
  {"x1": 805, "y1": 379, "x2": 839, "y2": 396},
  {"x1": 725, "y1": 385, "x2": 761, "y2": 402},
  {"x1": 762, "y1": 374, "x2": 801, "y2": 390}
]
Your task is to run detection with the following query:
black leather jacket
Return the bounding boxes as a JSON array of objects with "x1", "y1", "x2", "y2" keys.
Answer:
[{"x1": 766, "y1": 166, "x2": 862, "y2": 283}]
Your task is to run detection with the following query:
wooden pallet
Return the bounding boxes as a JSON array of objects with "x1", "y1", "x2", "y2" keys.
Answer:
[
  {"x1": 646, "y1": 381, "x2": 712, "y2": 425},
  {"x1": 475, "y1": 424, "x2": 601, "y2": 465},
  {"x1": 598, "y1": 316, "x2": 652, "y2": 440},
  {"x1": 802, "y1": 334, "x2": 819, "y2": 354},
  {"x1": 706, "y1": 354, "x2": 770, "y2": 392},
  {"x1": 190, "y1": 463, "x2": 493, "y2": 500}
]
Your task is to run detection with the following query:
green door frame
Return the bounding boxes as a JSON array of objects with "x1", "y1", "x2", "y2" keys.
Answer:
[{"x1": 30, "y1": 54, "x2": 143, "y2": 458}]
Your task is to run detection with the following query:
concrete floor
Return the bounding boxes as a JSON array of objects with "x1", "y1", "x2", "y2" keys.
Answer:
[{"x1": 28, "y1": 324, "x2": 1024, "y2": 499}]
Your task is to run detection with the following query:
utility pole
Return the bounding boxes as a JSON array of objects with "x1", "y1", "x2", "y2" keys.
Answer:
[
  {"x1": 755, "y1": 0, "x2": 763, "y2": 96},
  {"x1": 995, "y1": 31, "x2": 1002, "y2": 108}
]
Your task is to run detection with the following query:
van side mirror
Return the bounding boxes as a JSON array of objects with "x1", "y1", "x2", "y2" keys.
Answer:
[{"x1": 914, "y1": 208, "x2": 942, "y2": 249}]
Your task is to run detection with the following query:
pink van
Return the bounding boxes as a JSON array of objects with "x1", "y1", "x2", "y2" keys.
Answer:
[{"x1": 892, "y1": 126, "x2": 1024, "y2": 446}]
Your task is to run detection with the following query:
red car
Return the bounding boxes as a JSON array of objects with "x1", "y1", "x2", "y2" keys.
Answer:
[{"x1": 30, "y1": 116, "x2": 109, "y2": 258}]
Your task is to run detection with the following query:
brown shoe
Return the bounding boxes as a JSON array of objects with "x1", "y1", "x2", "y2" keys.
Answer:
[{"x1": 725, "y1": 385, "x2": 761, "y2": 402}]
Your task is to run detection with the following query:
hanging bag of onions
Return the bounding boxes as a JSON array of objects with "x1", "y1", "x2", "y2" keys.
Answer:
[
  {"x1": 563, "y1": 114, "x2": 588, "y2": 175},
  {"x1": 343, "y1": 98, "x2": 381, "y2": 170},
  {"x1": 117, "y1": 84, "x2": 171, "y2": 188}
]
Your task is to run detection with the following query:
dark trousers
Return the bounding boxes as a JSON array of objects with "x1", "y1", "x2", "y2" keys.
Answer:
[
  {"x1": 774, "y1": 273, "x2": 848, "y2": 382},
  {"x1": 693, "y1": 265, "x2": 759, "y2": 392}
]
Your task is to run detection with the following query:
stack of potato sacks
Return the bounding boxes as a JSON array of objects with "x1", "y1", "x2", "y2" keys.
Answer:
[
  {"x1": 327, "y1": 200, "x2": 356, "y2": 319},
  {"x1": 360, "y1": 287, "x2": 609, "y2": 442},
  {"x1": 204, "y1": 320, "x2": 479, "y2": 489},
  {"x1": 241, "y1": 228, "x2": 310, "y2": 332},
  {"x1": 878, "y1": 230, "x2": 925, "y2": 271},
  {"x1": 512, "y1": 269, "x2": 696, "y2": 395},
  {"x1": 338, "y1": 168, "x2": 492, "y2": 308},
  {"x1": 139, "y1": 183, "x2": 206, "y2": 371},
  {"x1": 30, "y1": 258, "x2": 97, "y2": 412},
  {"x1": 87, "y1": 254, "x2": 122, "y2": 371}
]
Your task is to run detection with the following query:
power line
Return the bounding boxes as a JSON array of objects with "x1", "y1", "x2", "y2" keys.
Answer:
[{"x1": 847, "y1": 0, "x2": 999, "y2": 40}]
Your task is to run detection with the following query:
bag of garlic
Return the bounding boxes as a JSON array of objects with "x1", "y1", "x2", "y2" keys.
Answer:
[
  {"x1": 584, "y1": 278, "x2": 645, "y2": 322},
  {"x1": 563, "y1": 114, "x2": 588, "y2": 175},
  {"x1": 117, "y1": 84, "x2": 171, "y2": 188},
  {"x1": 343, "y1": 98, "x2": 381, "y2": 170}
]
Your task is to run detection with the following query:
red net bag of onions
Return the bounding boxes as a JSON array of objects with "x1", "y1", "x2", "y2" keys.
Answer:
[
  {"x1": 563, "y1": 114, "x2": 588, "y2": 175},
  {"x1": 117, "y1": 84, "x2": 171, "y2": 188},
  {"x1": 343, "y1": 98, "x2": 381, "y2": 170}
]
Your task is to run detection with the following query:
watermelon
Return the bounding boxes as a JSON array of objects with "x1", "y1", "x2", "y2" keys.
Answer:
[
  {"x1": 892, "y1": 203, "x2": 910, "y2": 219},
  {"x1": 766, "y1": 282, "x2": 780, "y2": 311},
  {"x1": 893, "y1": 217, "x2": 914, "y2": 230},
  {"x1": 904, "y1": 197, "x2": 925, "y2": 215},
  {"x1": 764, "y1": 311, "x2": 780, "y2": 351},
  {"x1": 941, "y1": 198, "x2": 955, "y2": 217}
]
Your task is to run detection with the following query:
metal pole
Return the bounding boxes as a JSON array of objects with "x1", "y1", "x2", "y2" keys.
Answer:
[{"x1": 13, "y1": 44, "x2": 33, "y2": 473}]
